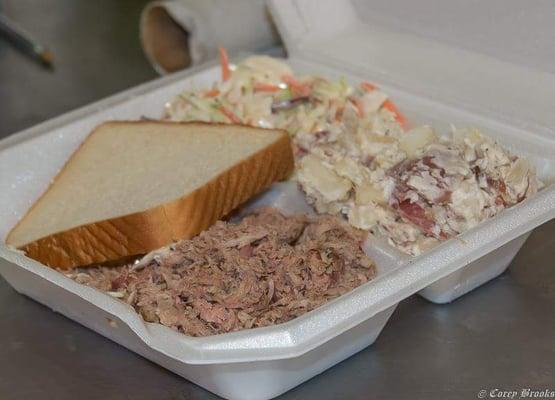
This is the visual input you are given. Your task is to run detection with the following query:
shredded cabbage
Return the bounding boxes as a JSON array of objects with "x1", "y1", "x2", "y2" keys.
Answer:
[{"x1": 164, "y1": 55, "x2": 404, "y2": 156}]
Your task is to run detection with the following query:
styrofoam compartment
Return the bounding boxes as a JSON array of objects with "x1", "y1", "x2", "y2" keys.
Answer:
[
  {"x1": 268, "y1": 0, "x2": 555, "y2": 303},
  {"x1": 1, "y1": 0, "x2": 554, "y2": 399}
]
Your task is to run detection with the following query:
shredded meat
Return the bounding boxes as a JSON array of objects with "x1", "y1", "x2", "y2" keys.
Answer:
[
  {"x1": 66, "y1": 207, "x2": 375, "y2": 337},
  {"x1": 396, "y1": 200, "x2": 437, "y2": 237}
]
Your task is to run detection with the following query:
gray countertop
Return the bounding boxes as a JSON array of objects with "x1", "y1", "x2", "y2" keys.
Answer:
[{"x1": 0, "y1": 2, "x2": 553, "y2": 399}]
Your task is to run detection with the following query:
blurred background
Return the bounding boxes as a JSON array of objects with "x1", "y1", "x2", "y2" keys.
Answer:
[{"x1": 0, "y1": 0, "x2": 156, "y2": 138}]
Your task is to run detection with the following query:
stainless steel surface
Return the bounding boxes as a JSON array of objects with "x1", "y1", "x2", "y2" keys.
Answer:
[{"x1": 0, "y1": 1, "x2": 554, "y2": 399}]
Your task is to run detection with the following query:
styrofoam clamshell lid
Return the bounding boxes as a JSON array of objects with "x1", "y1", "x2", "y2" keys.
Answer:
[{"x1": 269, "y1": 0, "x2": 555, "y2": 138}]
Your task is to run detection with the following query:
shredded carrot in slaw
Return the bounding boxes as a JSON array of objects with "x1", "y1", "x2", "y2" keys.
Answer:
[
  {"x1": 282, "y1": 74, "x2": 311, "y2": 97},
  {"x1": 203, "y1": 88, "x2": 220, "y2": 98},
  {"x1": 361, "y1": 81, "x2": 406, "y2": 128},
  {"x1": 219, "y1": 47, "x2": 231, "y2": 82},
  {"x1": 253, "y1": 82, "x2": 281, "y2": 93},
  {"x1": 361, "y1": 82, "x2": 377, "y2": 91},
  {"x1": 382, "y1": 100, "x2": 407, "y2": 128},
  {"x1": 218, "y1": 105, "x2": 241, "y2": 123}
]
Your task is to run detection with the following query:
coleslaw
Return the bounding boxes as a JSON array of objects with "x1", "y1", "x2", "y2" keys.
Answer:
[{"x1": 164, "y1": 52, "x2": 540, "y2": 256}]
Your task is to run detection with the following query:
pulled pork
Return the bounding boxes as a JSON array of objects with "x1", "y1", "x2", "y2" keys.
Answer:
[{"x1": 66, "y1": 207, "x2": 375, "y2": 337}]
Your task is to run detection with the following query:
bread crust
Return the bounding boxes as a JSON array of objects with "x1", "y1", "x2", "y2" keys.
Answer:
[{"x1": 7, "y1": 121, "x2": 294, "y2": 269}]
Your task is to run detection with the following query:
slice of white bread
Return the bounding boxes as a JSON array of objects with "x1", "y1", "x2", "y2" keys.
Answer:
[{"x1": 6, "y1": 121, "x2": 294, "y2": 269}]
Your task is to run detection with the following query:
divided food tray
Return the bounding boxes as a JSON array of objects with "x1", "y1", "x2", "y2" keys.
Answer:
[{"x1": 1, "y1": 54, "x2": 554, "y2": 400}]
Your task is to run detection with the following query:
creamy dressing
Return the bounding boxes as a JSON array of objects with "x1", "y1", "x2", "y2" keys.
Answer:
[
  {"x1": 298, "y1": 128, "x2": 540, "y2": 255},
  {"x1": 164, "y1": 56, "x2": 540, "y2": 256}
]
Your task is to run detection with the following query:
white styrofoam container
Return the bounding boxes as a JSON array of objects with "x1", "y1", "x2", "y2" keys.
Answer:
[
  {"x1": 269, "y1": 0, "x2": 555, "y2": 303},
  {"x1": 1, "y1": 1, "x2": 554, "y2": 399}
]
